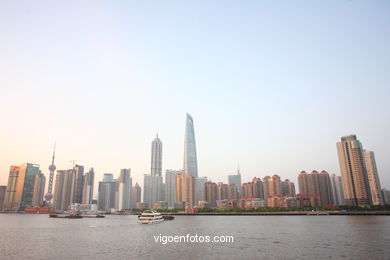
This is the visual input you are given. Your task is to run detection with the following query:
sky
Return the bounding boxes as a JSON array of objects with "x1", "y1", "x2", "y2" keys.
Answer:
[{"x1": 1, "y1": 0, "x2": 389, "y2": 195}]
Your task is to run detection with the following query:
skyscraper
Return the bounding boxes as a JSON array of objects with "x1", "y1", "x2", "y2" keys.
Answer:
[
  {"x1": 118, "y1": 168, "x2": 132, "y2": 210},
  {"x1": 143, "y1": 134, "x2": 164, "y2": 208},
  {"x1": 337, "y1": 135, "x2": 372, "y2": 206},
  {"x1": 0, "y1": 186, "x2": 6, "y2": 211},
  {"x1": 176, "y1": 173, "x2": 195, "y2": 207},
  {"x1": 183, "y1": 113, "x2": 198, "y2": 177},
  {"x1": 3, "y1": 166, "x2": 20, "y2": 211},
  {"x1": 298, "y1": 170, "x2": 334, "y2": 207},
  {"x1": 330, "y1": 174, "x2": 345, "y2": 206},
  {"x1": 382, "y1": 189, "x2": 390, "y2": 205},
  {"x1": 228, "y1": 168, "x2": 242, "y2": 198},
  {"x1": 281, "y1": 179, "x2": 296, "y2": 197},
  {"x1": 364, "y1": 151, "x2": 384, "y2": 205},
  {"x1": 205, "y1": 182, "x2": 218, "y2": 207},
  {"x1": 12, "y1": 163, "x2": 41, "y2": 211},
  {"x1": 53, "y1": 169, "x2": 75, "y2": 211},
  {"x1": 73, "y1": 165, "x2": 84, "y2": 204},
  {"x1": 98, "y1": 174, "x2": 117, "y2": 211},
  {"x1": 195, "y1": 176, "x2": 207, "y2": 204},
  {"x1": 217, "y1": 183, "x2": 229, "y2": 200},
  {"x1": 241, "y1": 182, "x2": 255, "y2": 198},
  {"x1": 151, "y1": 134, "x2": 162, "y2": 176},
  {"x1": 32, "y1": 172, "x2": 46, "y2": 207},
  {"x1": 82, "y1": 168, "x2": 95, "y2": 204},
  {"x1": 143, "y1": 175, "x2": 163, "y2": 208},
  {"x1": 252, "y1": 177, "x2": 264, "y2": 199},
  {"x1": 131, "y1": 183, "x2": 141, "y2": 208},
  {"x1": 263, "y1": 175, "x2": 282, "y2": 199},
  {"x1": 227, "y1": 184, "x2": 238, "y2": 199},
  {"x1": 165, "y1": 170, "x2": 182, "y2": 208}
]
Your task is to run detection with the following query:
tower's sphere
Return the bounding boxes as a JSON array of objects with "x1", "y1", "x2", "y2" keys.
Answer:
[
  {"x1": 48, "y1": 164, "x2": 56, "y2": 172},
  {"x1": 44, "y1": 193, "x2": 53, "y2": 201}
]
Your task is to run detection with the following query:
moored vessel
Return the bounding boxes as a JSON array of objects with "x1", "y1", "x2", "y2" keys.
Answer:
[{"x1": 162, "y1": 215, "x2": 175, "y2": 220}]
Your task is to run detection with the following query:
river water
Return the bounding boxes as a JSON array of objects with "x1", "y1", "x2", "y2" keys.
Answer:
[{"x1": 0, "y1": 214, "x2": 389, "y2": 259}]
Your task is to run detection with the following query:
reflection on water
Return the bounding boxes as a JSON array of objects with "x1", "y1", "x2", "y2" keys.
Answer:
[{"x1": 0, "y1": 214, "x2": 389, "y2": 259}]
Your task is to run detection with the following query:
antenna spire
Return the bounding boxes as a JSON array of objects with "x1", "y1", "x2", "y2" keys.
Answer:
[{"x1": 51, "y1": 142, "x2": 56, "y2": 165}]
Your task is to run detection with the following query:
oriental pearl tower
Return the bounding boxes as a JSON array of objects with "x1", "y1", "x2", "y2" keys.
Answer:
[{"x1": 44, "y1": 143, "x2": 56, "y2": 203}]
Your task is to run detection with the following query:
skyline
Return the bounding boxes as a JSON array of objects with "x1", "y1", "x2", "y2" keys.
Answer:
[
  {"x1": 1, "y1": 1, "x2": 390, "y2": 190},
  {"x1": 1, "y1": 124, "x2": 388, "y2": 193}
]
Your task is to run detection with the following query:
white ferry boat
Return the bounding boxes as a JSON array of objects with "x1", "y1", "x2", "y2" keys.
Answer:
[{"x1": 138, "y1": 210, "x2": 164, "y2": 224}]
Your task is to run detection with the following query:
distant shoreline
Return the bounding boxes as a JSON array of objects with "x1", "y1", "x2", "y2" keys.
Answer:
[
  {"x1": 1, "y1": 211, "x2": 390, "y2": 216},
  {"x1": 150, "y1": 211, "x2": 390, "y2": 216}
]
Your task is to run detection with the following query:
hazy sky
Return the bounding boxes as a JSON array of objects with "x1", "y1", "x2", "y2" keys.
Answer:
[{"x1": 1, "y1": 1, "x2": 389, "y2": 194}]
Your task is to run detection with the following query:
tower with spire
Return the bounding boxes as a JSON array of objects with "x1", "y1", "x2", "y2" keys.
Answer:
[{"x1": 44, "y1": 143, "x2": 56, "y2": 202}]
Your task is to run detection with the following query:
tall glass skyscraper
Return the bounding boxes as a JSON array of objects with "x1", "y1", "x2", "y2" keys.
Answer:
[
  {"x1": 12, "y1": 163, "x2": 41, "y2": 211},
  {"x1": 183, "y1": 113, "x2": 198, "y2": 177},
  {"x1": 151, "y1": 134, "x2": 162, "y2": 176}
]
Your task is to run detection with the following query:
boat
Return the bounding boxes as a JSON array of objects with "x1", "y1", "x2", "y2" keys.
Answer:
[
  {"x1": 162, "y1": 215, "x2": 175, "y2": 220},
  {"x1": 49, "y1": 214, "x2": 105, "y2": 219},
  {"x1": 83, "y1": 215, "x2": 105, "y2": 218},
  {"x1": 25, "y1": 206, "x2": 56, "y2": 214},
  {"x1": 138, "y1": 210, "x2": 164, "y2": 224},
  {"x1": 49, "y1": 214, "x2": 82, "y2": 219}
]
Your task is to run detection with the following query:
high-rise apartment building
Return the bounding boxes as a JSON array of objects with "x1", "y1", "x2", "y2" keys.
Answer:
[
  {"x1": 217, "y1": 183, "x2": 229, "y2": 200},
  {"x1": 151, "y1": 135, "x2": 162, "y2": 176},
  {"x1": 330, "y1": 174, "x2": 345, "y2": 206},
  {"x1": 337, "y1": 135, "x2": 372, "y2": 206},
  {"x1": 241, "y1": 182, "x2": 255, "y2": 198},
  {"x1": 281, "y1": 179, "x2": 296, "y2": 197},
  {"x1": 317, "y1": 171, "x2": 334, "y2": 207},
  {"x1": 298, "y1": 170, "x2": 334, "y2": 207},
  {"x1": 32, "y1": 172, "x2": 46, "y2": 207},
  {"x1": 53, "y1": 169, "x2": 75, "y2": 211},
  {"x1": 252, "y1": 177, "x2": 264, "y2": 199},
  {"x1": 205, "y1": 182, "x2": 218, "y2": 207},
  {"x1": 364, "y1": 151, "x2": 384, "y2": 205},
  {"x1": 176, "y1": 173, "x2": 195, "y2": 207},
  {"x1": 262, "y1": 175, "x2": 281, "y2": 199},
  {"x1": 183, "y1": 113, "x2": 198, "y2": 177},
  {"x1": 118, "y1": 169, "x2": 132, "y2": 210},
  {"x1": 227, "y1": 184, "x2": 237, "y2": 199},
  {"x1": 82, "y1": 168, "x2": 95, "y2": 204}
]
